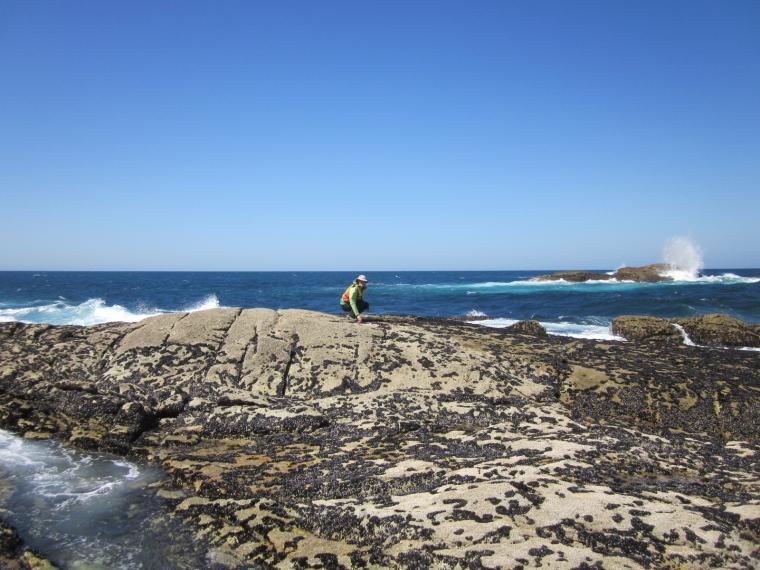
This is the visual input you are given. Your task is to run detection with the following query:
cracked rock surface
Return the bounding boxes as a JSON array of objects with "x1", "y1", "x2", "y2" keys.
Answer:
[{"x1": 0, "y1": 308, "x2": 758, "y2": 569}]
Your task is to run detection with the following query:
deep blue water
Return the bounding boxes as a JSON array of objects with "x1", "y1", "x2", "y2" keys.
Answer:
[{"x1": 1, "y1": 270, "x2": 759, "y2": 339}]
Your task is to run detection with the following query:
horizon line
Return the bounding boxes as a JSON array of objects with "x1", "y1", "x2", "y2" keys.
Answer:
[{"x1": 1, "y1": 267, "x2": 758, "y2": 273}]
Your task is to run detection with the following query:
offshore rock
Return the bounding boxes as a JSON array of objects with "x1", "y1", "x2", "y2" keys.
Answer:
[
  {"x1": 537, "y1": 263, "x2": 672, "y2": 283},
  {"x1": 612, "y1": 263, "x2": 671, "y2": 282},
  {"x1": 0, "y1": 309, "x2": 759, "y2": 569},
  {"x1": 533, "y1": 270, "x2": 611, "y2": 282}
]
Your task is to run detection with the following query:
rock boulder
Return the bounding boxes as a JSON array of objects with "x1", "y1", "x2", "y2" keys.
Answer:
[
  {"x1": 611, "y1": 315, "x2": 682, "y2": 343},
  {"x1": 506, "y1": 319, "x2": 547, "y2": 336},
  {"x1": 674, "y1": 313, "x2": 760, "y2": 347}
]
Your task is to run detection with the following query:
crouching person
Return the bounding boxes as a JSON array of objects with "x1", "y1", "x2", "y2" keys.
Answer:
[{"x1": 340, "y1": 275, "x2": 369, "y2": 322}]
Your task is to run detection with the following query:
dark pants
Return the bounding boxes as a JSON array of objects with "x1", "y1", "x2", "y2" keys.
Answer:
[{"x1": 341, "y1": 300, "x2": 369, "y2": 317}]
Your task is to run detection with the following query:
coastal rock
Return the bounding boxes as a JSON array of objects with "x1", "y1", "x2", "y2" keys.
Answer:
[
  {"x1": 0, "y1": 519, "x2": 57, "y2": 570},
  {"x1": 537, "y1": 263, "x2": 672, "y2": 283},
  {"x1": 613, "y1": 313, "x2": 760, "y2": 348},
  {"x1": 534, "y1": 270, "x2": 611, "y2": 282},
  {"x1": 1, "y1": 309, "x2": 759, "y2": 569},
  {"x1": 674, "y1": 313, "x2": 760, "y2": 348},
  {"x1": 611, "y1": 315, "x2": 682, "y2": 343},
  {"x1": 0, "y1": 520, "x2": 22, "y2": 560},
  {"x1": 612, "y1": 263, "x2": 671, "y2": 282},
  {"x1": 506, "y1": 319, "x2": 547, "y2": 336}
]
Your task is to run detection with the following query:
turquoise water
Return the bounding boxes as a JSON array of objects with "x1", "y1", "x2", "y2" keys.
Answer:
[{"x1": 1, "y1": 269, "x2": 759, "y2": 339}]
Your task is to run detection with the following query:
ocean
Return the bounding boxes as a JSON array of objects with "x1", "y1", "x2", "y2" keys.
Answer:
[{"x1": 1, "y1": 269, "x2": 759, "y2": 341}]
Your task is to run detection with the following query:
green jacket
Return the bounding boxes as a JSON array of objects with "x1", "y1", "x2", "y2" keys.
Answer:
[{"x1": 341, "y1": 282, "x2": 365, "y2": 315}]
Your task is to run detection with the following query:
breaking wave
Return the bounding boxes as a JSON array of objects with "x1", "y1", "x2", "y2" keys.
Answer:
[
  {"x1": 662, "y1": 236, "x2": 703, "y2": 279},
  {"x1": 0, "y1": 294, "x2": 222, "y2": 326}
]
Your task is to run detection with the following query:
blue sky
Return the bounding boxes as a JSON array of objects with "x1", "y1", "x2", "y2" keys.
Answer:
[{"x1": 1, "y1": 0, "x2": 758, "y2": 270}]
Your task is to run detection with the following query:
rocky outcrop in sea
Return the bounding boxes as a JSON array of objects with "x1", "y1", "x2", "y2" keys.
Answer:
[
  {"x1": 535, "y1": 263, "x2": 675, "y2": 283},
  {"x1": 0, "y1": 309, "x2": 758, "y2": 568}
]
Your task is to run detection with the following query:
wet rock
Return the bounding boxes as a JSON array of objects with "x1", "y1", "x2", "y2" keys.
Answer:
[
  {"x1": 534, "y1": 270, "x2": 611, "y2": 282},
  {"x1": 0, "y1": 519, "x2": 22, "y2": 558},
  {"x1": 506, "y1": 320, "x2": 547, "y2": 336},
  {"x1": 612, "y1": 263, "x2": 671, "y2": 282},
  {"x1": 613, "y1": 313, "x2": 760, "y2": 348},
  {"x1": 0, "y1": 519, "x2": 57, "y2": 570},
  {"x1": 674, "y1": 313, "x2": 760, "y2": 348},
  {"x1": 537, "y1": 263, "x2": 672, "y2": 283},
  {"x1": 612, "y1": 316, "x2": 682, "y2": 343}
]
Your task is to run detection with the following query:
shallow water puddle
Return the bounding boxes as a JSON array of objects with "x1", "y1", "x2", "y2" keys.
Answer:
[{"x1": 0, "y1": 429, "x2": 206, "y2": 569}]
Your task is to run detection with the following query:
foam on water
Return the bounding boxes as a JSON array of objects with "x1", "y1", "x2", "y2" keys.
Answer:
[
  {"x1": 662, "y1": 236, "x2": 703, "y2": 279},
  {"x1": 0, "y1": 298, "x2": 162, "y2": 326},
  {"x1": 183, "y1": 293, "x2": 221, "y2": 312},
  {"x1": 0, "y1": 293, "x2": 223, "y2": 326},
  {"x1": 465, "y1": 309, "x2": 488, "y2": 317},
  {"x1": 0, "y1": 430, "x2": 142, "y2": 511}
]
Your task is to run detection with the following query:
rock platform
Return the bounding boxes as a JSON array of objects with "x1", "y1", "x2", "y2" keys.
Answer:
[{"x1": 0, "y1": 309, "x2": 758, "y2": 568}]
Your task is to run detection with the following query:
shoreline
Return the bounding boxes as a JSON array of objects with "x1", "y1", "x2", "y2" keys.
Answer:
[{"x1": 1, "y1": 309, "x2": 758, "y2": 568}]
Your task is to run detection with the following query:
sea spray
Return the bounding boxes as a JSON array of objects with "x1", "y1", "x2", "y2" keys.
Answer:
[{"x1": 662, "y1": 236, "x2": 704, "y2": 279}]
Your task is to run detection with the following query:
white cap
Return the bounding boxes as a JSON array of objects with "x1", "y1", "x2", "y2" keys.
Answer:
[{"x1": 356, "y1": 274, "x2": 368, "y2": 282}]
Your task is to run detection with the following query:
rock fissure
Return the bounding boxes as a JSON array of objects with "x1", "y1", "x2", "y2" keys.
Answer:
[
  {"x1": 279, "y1": 335, "x2": 300, "y2": 397},
  {"x1": 163, "y1": 311, "x2": 190, "y2": 347}
]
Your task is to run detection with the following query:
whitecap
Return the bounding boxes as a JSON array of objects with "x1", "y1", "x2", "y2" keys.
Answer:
[
  {"x1": 465, "y1": 309, "x2": 487, "y2": 317},
  {"x1": 182, "y1": 294, "x2": 222, "y2": 312},
  {"x1": 0, "y1": 298, "x2": 162, "y2": 326},
  {"x1": 0, "y1": 293, "x2": 224, "y2": 326}
]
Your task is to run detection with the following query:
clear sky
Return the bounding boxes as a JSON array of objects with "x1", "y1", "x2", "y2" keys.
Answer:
[{"x1": 1, "y1": 0, "x2": 758, "y2": 270}]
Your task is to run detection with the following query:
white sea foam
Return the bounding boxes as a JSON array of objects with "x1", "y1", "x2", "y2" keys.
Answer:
[
  {"x1": 466, "y1": 309, "x2": 487, "y2": 317},
  {"x1": 0, "y1": 294, "x2": 223, "y2": 326},
  {"x1": 471, "y1": 318, "x2": 626, "y2": 341},
  {"x1": 183, "y1": 293, "x2": 221, "y2": 312},
  {"x1": 666, "y1": 272, "x2": 758, "y2": 284},
  {"x1": 672, "y1": 323, "x2": 696, "y2": 346},
  {"x1": 0, "y1": 428, "x2": 150, "y2": 516},
  {"x1": 0, "y1": 298, "x2": 160, "y2": 326}
]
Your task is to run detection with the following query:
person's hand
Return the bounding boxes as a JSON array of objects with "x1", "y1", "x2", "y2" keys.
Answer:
[{"x1": 356, "y1": 315, "x2": 364, "y2": 323}]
